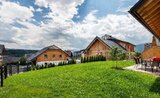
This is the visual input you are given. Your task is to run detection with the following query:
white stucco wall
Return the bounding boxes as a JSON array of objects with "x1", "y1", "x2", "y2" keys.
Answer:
[{"x1": 36, "y1": 60, "x2": 68, "y2": 66}]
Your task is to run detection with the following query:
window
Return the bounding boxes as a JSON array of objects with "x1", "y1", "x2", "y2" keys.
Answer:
[
  {"x1": 53, "y1": 54, "x2": 55, "y2": 58},
  {"x1": 44, "y1": 54, "x2": 48, "y2": 59},
  {"x1": 59, "y1": 55, "x2": 62, "y2": 58}
]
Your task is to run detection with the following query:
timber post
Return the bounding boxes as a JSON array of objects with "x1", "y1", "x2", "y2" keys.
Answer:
[{"x1": 0, "y1": 66, "x2": 3, "y2": 87}]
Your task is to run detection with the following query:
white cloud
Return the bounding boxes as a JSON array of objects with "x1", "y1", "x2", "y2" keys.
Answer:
[
  {"x1": 65, "y1": 11, "x2": 152, "y2": 46},
  {"x1": 35, "y1": 0, "x2": 85, "y2": 21},
  {"x1": 36, "y1": 8, "x2": 43, "y2": 12},
  {"x1": 0, "y1": 1, "x2": 34, "y2": 23},
  {"x1": 0, "y1": 0, "x2": 153, "y2": 50},
  {"x1": 0, "y1": 0, "x2": 86, "y2": 50}
]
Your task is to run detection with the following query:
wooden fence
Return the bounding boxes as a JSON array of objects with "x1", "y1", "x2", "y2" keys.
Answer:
[{"x1": 0, "y1": 64, "x2": 31, "y2": 87}]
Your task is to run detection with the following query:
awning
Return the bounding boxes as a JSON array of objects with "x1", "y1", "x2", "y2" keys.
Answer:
[{"x1": 129, "y1": 0, "x2": 160, "y2": 40}]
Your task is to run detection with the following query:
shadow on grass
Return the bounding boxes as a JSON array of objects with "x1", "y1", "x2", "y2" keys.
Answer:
[
  {"x1": 111, "y1": 66, "x2": 124, "y2": 70},
  {"x1": 150, "y1": 77, "x2": 160, "y2": 94}
]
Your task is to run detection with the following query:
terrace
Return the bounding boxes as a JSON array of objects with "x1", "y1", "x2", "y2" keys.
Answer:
[
  {"x1": 126, "y1": 58, "x2": 160, "y2": 75},
  {"x1": 129, "y1": 0, "x2": 160, "y2": 74}
]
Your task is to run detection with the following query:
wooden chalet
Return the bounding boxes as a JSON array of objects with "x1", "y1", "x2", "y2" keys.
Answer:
[
  {"x1": 28, "y1": 45, "x2": 70, "y2": 65},
  {"x1": 84, "y1": 34, "x2": 135, "y2": 59},
  {"x1": 130, "y1": 0, "x2": 160, "y2": 59}
]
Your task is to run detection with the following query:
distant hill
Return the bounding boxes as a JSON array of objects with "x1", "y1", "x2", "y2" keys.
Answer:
[
  {"x1": 135, "y1": 44, "x2": 145, "y2": 53},
  {"x1": 6, "y1": 49, "x2": 38, "y2": 57}
]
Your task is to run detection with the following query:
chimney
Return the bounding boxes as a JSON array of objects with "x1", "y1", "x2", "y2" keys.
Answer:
[
  {"x1": 101, "y1": 34, "x2": 112, "y2": 40},
  {"x1": 152, "y1": 36, "x2": 157, "y2": 47}
]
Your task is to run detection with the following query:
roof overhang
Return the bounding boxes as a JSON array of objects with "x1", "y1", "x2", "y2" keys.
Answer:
[{"x1": 129, "y1": 0, "x2": 160, "y2": 40}]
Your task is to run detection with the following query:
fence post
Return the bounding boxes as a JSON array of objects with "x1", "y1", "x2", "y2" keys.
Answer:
[
  {"x1": 27, "y1": 64, "x2": 29, "y2": 71},
  {"x1": 0, "y1": 66, "x2": 3, "y2": 87},
  {"x1": 17, "y1": 64, "x2": 19, "y2": 74},
  {"x1": 4, "y1": 65, "x2": 7, "y2": 79},
  {"x1": 9, "y1": 65, "x2": 12, "y2": 76}
]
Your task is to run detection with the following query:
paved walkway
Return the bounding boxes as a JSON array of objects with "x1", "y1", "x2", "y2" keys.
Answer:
[{"x1": 125, "y1": 65, "x2": 160, "y2": 76}]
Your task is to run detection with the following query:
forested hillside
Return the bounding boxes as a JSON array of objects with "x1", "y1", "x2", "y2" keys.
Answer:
[{"x1": 6, "y1": 49, "x2": 38, "y2": 57}]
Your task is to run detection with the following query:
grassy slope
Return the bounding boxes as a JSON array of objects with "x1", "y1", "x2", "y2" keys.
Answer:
[{"x1": 0, "y1": 61, "x2": 160, "y2": 98}]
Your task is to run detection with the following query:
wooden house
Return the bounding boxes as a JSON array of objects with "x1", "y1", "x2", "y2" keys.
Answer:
[
  {"x1": 84, "y1": 34, "x2": 135, "y2": 59},
  {"x1": 28, "y1": 45, "x2": 70, "y2": 65},
  {"x1": 73, "y1": 49, "x2": 85, "y2": 59},
  {"x1": 130, "y1": 0, "x2": 160, "y2": 59}
]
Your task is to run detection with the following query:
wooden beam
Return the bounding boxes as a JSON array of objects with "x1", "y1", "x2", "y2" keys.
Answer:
[
  {"x1": 137, "y1": 0, "x2": 153, "y2": 13},
  {"x1": 144, "y1": 9, "x2": 160, "y2": 22},
  {"x1": 147, "y1": 15, "x2": 160, "y2": 24},
  {"x1": 143, "y1": 10, "x2": 160, "y2": 23},
  {"x1": 137, "y1": 0, "x2": 159, "y2": 13},
  {"x1": 149, "y1": 20, "x2": 160, "y2": 27},
  {"x1": 149, "y1": 25, "x2": 160, "y2": 37},
  {"x1": 138, "y1": 1, "x2": 160, "y2": 17}
]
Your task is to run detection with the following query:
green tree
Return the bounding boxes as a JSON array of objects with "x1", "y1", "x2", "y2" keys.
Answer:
[
  {"x1": 119, "y1": 52, "x2": 126, "y2": 60},
  {"x1": 110, "y1": 47, "x2": 120, "y2": 61},
  {"x1": 110, "y1": 47, "x2": 123, "y2": 67},
  {"x1": 19, "y1": 56, "x2": 27, "y2": 65},
  {"x1": 81, "y1": 57, "x2": 84, "y2": 63}
]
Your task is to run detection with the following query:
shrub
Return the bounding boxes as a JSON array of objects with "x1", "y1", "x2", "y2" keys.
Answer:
[
  {"x1": 68, "y1": 59, "x2": 76, "y2": 65},
  {"x1": 51, "y1": 63, "x2": 55, "y2": 67},
  {"x1": 31, "y1": 65, "x2": 36, "y2": 70},
  {"x1": 44, "y1": 63, "x2": 48, "y2": 68},
  {"x1": 41, "y1": 65, "x2": 44, "y2": 69},
  {"x1": 81, "y1": 57, "x2": 84, "y2": 63},
  {"x1": 119, "y1": 52, "x2": 127, "y2": 60},
  {"x1": 58, "y1": 62, "x2": 63, "y2": 66},
  {"x1": 36, "y1": 65, "x2": 39, "y2": 70},
  {"x1": 48, "y1": 63, "x2": 52, "y2": 68},
  {"x1": 19, "y1": 56, "x2": 27, "y2": 65},
  {"x1": 80, "y1": 55, "x2": 106, "y2": 63},
  {"x1": 83, "y1": 57, "x2": 86, "y2": 63}
]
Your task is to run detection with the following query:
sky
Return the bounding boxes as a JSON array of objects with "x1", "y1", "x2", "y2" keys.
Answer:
[{"x1": 0, "y1": 0, "x2": 152, "y2": 50}]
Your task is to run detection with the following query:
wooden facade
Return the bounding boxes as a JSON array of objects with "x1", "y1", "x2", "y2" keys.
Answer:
[
  {"x1": 36, "y1": 49, "x2": 69, "y2": 63},
  {"x1": 85, "y1": 39, "x2": 110, "y2": 58},
  {"x1": 117, "y1": 41, "x2": 134, "y2": 52}
]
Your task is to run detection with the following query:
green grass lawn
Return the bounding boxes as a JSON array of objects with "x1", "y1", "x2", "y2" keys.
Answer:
[{"x1": 0, "y1": 61, "x2": 160, "y2": 98}]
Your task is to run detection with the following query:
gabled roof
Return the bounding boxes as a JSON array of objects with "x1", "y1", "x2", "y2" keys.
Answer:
[
  {"x1": 28, "y1": 45, "x2": 69, "y2": 61},
  {"x1": 85, "y1": 35, "x2": 129, "y2": 52},
  {"x1": 0, "y1": 44, "x2": 5, "y2": 55},
  {"x1": 101, "y1": 34, "x2": 135, "y2": 46},
  {"x1": 129, "y1": 0, "x2": 160, "y2": 40}
]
